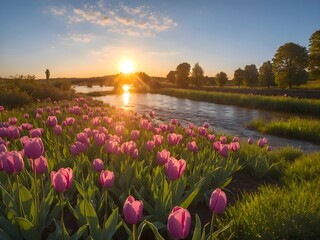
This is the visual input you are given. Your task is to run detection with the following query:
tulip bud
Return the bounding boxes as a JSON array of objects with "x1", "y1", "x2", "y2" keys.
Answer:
[
  {"x1": 165, "y1": 157, "x2": 186, "y2": 180},
  {"x1": 2, "y1": 151, "x2": 24, "y2": 174},
  {"x1": 209, "y1": 188, "x2": 227, "y2": 214},
  {"x1": 24, "y1": 137, "x2": 44, "y2": 159},
  {"x1": 30, "y1": 156, "x2": 48, "y2": 174},
  {"x1": 50, "y1": 167, "x2": 73, "y2": 192},
  {"x1": 93, "y1": 158, "x2": 104, "y2": 172},
  {"x1": 123, "y1": 196, "x2": 143, "y2": 225},
  {"x1": 99, "y1": 170, "x2": 115, "y2": 189},
  {"x1": 167, "y1": 206, "x2": 191, "y2": 239}
]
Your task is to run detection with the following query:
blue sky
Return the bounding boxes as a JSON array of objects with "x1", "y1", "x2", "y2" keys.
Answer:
[{"x1": 0, "y1": 0, "x2": 319, "y2": 79}]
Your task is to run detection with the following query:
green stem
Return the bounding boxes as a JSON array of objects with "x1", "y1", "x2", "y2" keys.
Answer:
[
  {"x1": 104, "y1": 190, "x2": 108, "y2": 224},
  {"x1": 16, "y1": 175, "x2": 25, "y2": 218},
  {"x1": 60, "y1": 193, "x2": 64, "y2": 230},
  {"x1": 209, "y1": 213, "x2": 216, "y2": 239},
  {"x1": 33, "y1": 161, "x2": 38, "y2": 226},
  {"x1": 133, "y1": 223, "x2": 137, "y2": 240}
]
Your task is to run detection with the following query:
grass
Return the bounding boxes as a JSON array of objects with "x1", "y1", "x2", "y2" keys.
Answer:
[
  {"x1": 248, "y1": 117, "x2": 320, "y2": 144},
  {"x1": 298, "y1": 79, "x2": 320, "y2": 89},
  {"x1": 218, "y1": 151, "x2": 320, "y2": 240},
  {"x1": 155, "y1": 88, "x2": 320, "y2": 117}
]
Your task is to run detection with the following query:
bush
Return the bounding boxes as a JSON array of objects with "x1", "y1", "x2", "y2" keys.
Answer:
[{"x1": 0, "y1": 88, "x2": 32, "y2": 108}]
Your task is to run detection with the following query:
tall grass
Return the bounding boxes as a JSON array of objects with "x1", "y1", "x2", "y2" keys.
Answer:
[
  {"x1": 155, "y1": 88, "x2": 320, "y2": 117},
  {"x1": 249, "y1": 118, "x2": 320, "y2": 144}
]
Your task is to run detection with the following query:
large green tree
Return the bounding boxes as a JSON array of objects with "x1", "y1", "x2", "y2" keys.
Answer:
[
  {"x1": 273, "y1": 42, "x2": 308, "y2": 88},
  {"x1": 259, "y1": 61, "x2": 275, "y2": 88},
  {"x1": 191, "y1": 62, "x2": 204, "y2": 86},
  {"x1": 244, "y1": 64, "x2": 259, "y2": 88},
  {"x1": 175, "y1": 62, "x2": 191, "y2": 87},
  {"x1": 233, "y1": 68, "x2": 244, "y2": 88},
  {"x1": 215, "y1": 71, "x2": 228, "y2": 87},
  {"x1": 308, "y1": 30, "x2": 320, "y2": 80},
  {"x1": 166, "y1": 71, "x2": 176, "y2": 83}
]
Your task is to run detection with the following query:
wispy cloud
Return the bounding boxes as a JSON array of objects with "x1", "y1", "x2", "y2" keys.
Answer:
[
  {"x1": 147, "y1": 51, "x2": 180, "y2": 56},
  {"x1": 63, "y1": 33, "x2": 96, "y2": 44},
  {"x1": 48, "y1": 2, "x2": 177, "y2": 37},
  {"x1": 49, "y1": 6, "x2": 66, "y2": 16}
]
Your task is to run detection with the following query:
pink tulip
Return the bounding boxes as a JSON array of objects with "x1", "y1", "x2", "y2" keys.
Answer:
[
  {"x1": 213, "y1": 141, "x2": 221, "y2": 151},
  {"x1": 21, "y1": 123, "x2": 33, "y2": 131},
  {"x1": 104, "y1": 140, "x2": 119, "y2": 155},
  {"x1": 93, "y1": 158, "x2": 104, "y2": 172},
  {"x1": 115, "y1": 125, "x2": 125, "y2": 136},
  {"x1": 145, "y1": 140, "x2": 155, "y2": 151},
  {"x1": 167, "y1": 133, "x2": 182, "y2": 146},
  {"x1": 121, "y1": 141, "x2": 137, "y2": 156},
  {"x1": 203, "y1": 122, "x2": 210, "y2": 128},
  {"x1": 47, "y1": 116, "x2": 58, "y2": 127},
  {"x1": 219, "y1": 144, "x2": 229, "y2": 158},
  {"x1": 2, "y1": 151, "x2": 24, "y2": 174},
  {"x1": 99, "y1": 170, "x2": 115, "y2": 189},
  {"x1": 153, "y1": 127, "x2": 161, "y2": 135},
  {"x1": 130, "y1": 130, "x2": 140, "y2": 141},
  {"x1": 132, "y1": 148, "x2": 138, "y2": 159},
  {"x1": 0, "y1": 106, "x2": 4, "y2": 112},
  {"x1": 30, "y1": 156, "x2": 48, "y2": 174},
  {"x1": 24, "y1": 137, "x2": 44, "y2": 159},
  {"x1": 165, "y1": 157, "x2": 186, "y2": 180},
  {"x1": 53, "y1": 125, "x2": 62, "y2": 136},
  {"x1": 30, "y1": 128, "x2": 43, "y2": 138},
  {"x1": 220, "y1": 136, "x2": 227, "y2": 144},
  {"x1": 247, "y1": 138, "x2": 253, "y2": 144},
  {"x1": 24, "y1": 113, "x2": 29, "y2": 119},
  {"x1": 187, "y1": 141, "x2": 198, "y2": 153},
  {"x1": 209, "y1": 188, "x2": 227, "y2": 214},
  {"x1": 139, "y1": 119, "x2": 149, "y2": 130},
  {"x1": 50, "y1": 167, "x2": 73, "y2": 193},
  {"x1": 207, "y1": 134, "x2": 216, "y2": 142},
  {"x1": 153, "y1": 134, "x2": 163, "y2": 146},
  {"x1": 92, "y1": 117, "x2": 101, "y2": 127},
  {"x1": 258, "y1": 139, "x2": 266, "y2": 148},
  {"x1": 65, "y1": 117, "x2": 76, "y2": 126},
  {"x1": 0, "y1": 144, "x2": 7, "y2": 153},
  {"x1": 198, "y1": 127, "x2": 208, "y2": 136},
  {"x1": 266, "y1": 146, "x2": 272, "y2": 151},
  {"x1": 8, "y1": 117, "x2": 17, "y2": 125},
  {"x1": 159, "y1": 124, "x2": 168, "y2": 132},
  {"x1": 157, "y1": 149, "x2": 170, "y2": 165},
  {"x1": 167, "y1": 206, "x2": 191, "y2": 239},
  {"x1": 123, "y1": 196, "x2": 143, "y2": 225},
  {"x1": 229, "y1": 142, "x2": 240, "y2": 152},
  {"x1": 94, "y1": 132, "x2": 106, "y2": 147},
  {"x1": 171, "y1": 118, "x2": 178, "y2": 125},
  {"x1": 8, "y1": 126, "x2": 20, "y2": 139}
]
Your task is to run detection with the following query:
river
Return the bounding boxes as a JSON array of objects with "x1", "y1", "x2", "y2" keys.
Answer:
[{"x1": 73, "y1": 86, "x2": 319, "y2": 152}]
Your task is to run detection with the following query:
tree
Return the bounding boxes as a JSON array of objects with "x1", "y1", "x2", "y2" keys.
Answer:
[
  {"x1": 191, "y1": 62, "x2": 204, "y2": 86},
  {"x1": 233, "y1": 68, "x2": 244, "y2": 88},
  {"x1": 259, "y1": 61, "x2": 275, "y2": 88},
  {"x1": 175, "y1": 62, "x2": 191, "y2": 87},
  {"x1": 45, "y1": 69, "x2": 50, "y2": 80},
  {"x1": 244, "y1": 64, "x2": 259, "y2": 88},
  {"x1": 309, "y1": 30, "x2": 320, "y2": 80},
  {"x1": 166, "y1": 71, "x2": 176, "y2": 83},
  {"x1": 273, "y1": 42, "x2": 308, "y2": 88},
  {"x1": 215, "y1": 72, "x2": 228, "y2": 87}
]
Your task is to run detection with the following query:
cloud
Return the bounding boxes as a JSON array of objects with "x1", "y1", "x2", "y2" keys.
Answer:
[
  {"x1": 49, "y1": 2, "x2": 177, "y2": 37},
  {"x1": 147, "y1": 51, "x2": 180, "y2": 56},
  {"x1": 49, "y1": 6, "x2": 66, "y2": 16},
  {"x1": 63, "y1": 33, "x2": 96, "y2": 44}
]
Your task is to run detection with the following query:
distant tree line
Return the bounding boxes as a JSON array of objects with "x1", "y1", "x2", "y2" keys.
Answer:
[{"x1": 166, "y1": 29, "x2": 320, "y2": 89}]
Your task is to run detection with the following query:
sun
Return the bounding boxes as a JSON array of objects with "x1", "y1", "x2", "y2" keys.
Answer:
[{"x1": 120, "y1": 60, "x2": 134, "y2": 74}]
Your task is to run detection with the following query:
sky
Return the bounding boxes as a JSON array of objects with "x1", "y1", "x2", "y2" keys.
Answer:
[{"x1": 0, "y1": 0, "x2": 319, "y2": 79}]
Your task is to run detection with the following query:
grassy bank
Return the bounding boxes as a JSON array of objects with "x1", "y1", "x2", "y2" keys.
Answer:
[
  {"x1": 248, "y1": 118, "x2": 320, "y2": 144},
  {"x1": 155, "y1": 88, "x2": 320, "y2": 117}
]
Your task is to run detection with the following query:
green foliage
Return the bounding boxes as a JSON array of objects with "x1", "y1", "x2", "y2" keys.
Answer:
[
  {"x1": 243, "y1": 64, "x2": 258, "y2": 88},
  {"x1": 215, "y1": 71, "x2": 228, "y2": 87},
  {"x1": 166, "y1": 70, "x2": 176, "y2": 83},
  {"x1": 249, "y1": 118, "x2": 320, "y2": 144},
  {"x1": 273, "y1": 42, "x2": 308, "y2": 88},
  {"x1": 308, "y1": 30, "x2": 320, "y2": 80},
  {"x1": 258, "y1": 61, "x2": 275, "y2": 87},
  {"x1": 0, "y1": 88, "x2": 32, "y2": 108},
  {"x1": 219, "y1": 180, "x2": 320, "y2": 240},
  {"x1": 233, "y1": 68, "x2": 244, "y2": 88},
  {"x1": 175, "y1": 62, "x2": 191, "y2": 87},
  {"x1": 191, "y1": 63, "x2": 205, "y2": 87}
]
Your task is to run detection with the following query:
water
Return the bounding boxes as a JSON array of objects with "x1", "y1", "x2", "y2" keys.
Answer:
[
  {"x1": 89, "y1": 91, "x2": 319, "y2": 152},
  {"x1": 73, "y1": 85, "x2": 114, "y2": 93}
]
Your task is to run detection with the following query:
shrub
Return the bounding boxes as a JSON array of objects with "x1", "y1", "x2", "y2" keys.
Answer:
[{"x1": 0, "y1": 88, "x2": 32, "y2": 108}]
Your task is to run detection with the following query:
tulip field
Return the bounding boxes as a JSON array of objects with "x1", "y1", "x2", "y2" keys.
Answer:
[{"x1": 0, "y1": 97, "x2": 319, "y2": 239}]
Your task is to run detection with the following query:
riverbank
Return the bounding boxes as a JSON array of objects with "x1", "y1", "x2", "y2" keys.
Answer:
[
  {"x1": 247, "y1": 118, "x2": 320, "y2": 144},
  {"x1": 154, "y1": 88, "x2": 320, "y2": 117}
]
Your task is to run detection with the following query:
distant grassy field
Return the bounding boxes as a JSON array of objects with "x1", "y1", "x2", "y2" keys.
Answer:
[
  {"x1": 155, "y1": 88, "x2": 320, "y2": 117},
  {"x1": 298, "y1": 79, "x2": 320, "y2": 89}
]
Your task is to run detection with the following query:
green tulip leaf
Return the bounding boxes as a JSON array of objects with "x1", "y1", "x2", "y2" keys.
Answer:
[
  {"x1": 103, "y1": 207, "x2": 119, "y2": 240},
  {"x1": 178, "y1": 177, "x2": 205, "y2": 209},
  {"x1": 191, "y1": 214, "x2": 201, "y2": 240},
  {"x1": 70, "y1": 224, "x2": 88, "y2": 240},
  {"x1": 15, "y1": 217, "x2": 41, "y2": 240},
  {"x1": 0, "y1": 216, "x2": 22, "y2": 240}
]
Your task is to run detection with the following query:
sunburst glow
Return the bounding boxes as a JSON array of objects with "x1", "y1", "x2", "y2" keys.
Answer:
[
  {"x1": 120, "y1": 60, "x2": 134, "y2": 74},
  {"x1": 122, "y1": 84, "x2": 130, "y2": 92}
]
